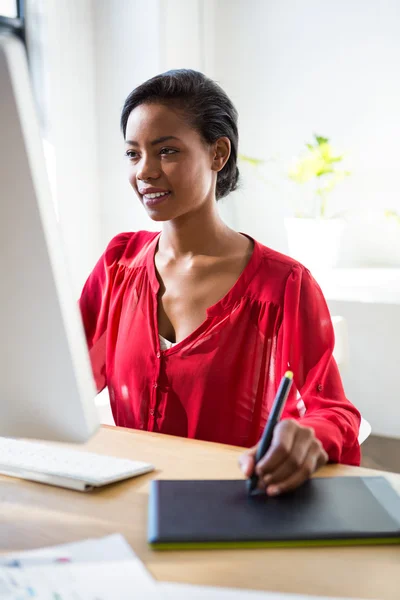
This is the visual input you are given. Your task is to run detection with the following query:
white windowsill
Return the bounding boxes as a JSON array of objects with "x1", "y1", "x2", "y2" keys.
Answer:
[{"x1": 313, "y1": 268, "x2": 400, "y2": 305}]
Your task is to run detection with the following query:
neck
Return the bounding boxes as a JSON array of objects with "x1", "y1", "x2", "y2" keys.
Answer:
[{"x1": 158, "y1": 200, "x2": 234, "y2": 258}]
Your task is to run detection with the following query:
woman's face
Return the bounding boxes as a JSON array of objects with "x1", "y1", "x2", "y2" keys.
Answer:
[{"x1": 124, "y1": 103, "x2": 229, "y2": 222}]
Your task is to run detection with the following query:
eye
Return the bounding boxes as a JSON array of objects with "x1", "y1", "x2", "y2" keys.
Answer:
[
  {"x1": 160, "y1": 147, "x2": 178, "y2": 156},
  {"x1": 125, "y1": 150, "x2": 139, "y2": 160}
]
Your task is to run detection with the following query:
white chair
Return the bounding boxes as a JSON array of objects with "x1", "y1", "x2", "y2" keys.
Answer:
[
  {"x1": 95, "y1": 387, "x2": 115, "y2": 426},
  {"x1": 331, "y1": 316, "x2": 371, "y2": 445},
  {"x1": 358, "y1": 417, "x2": 372, "y2": 445}
]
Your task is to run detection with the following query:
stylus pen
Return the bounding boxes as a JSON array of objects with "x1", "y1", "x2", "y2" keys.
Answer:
[{"x1": 247, "y1": 371, "x2": 294, "y2": 495}]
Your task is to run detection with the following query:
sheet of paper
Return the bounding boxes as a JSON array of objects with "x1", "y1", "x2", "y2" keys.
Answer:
[
  {"x1": 161, "y1": 582, "x2": 368, "y2": 600},
  {"x1": 0, "y1": 535, "x2": 163, "y2": 599},
  {"x1": 1, "y1": 533, "x2": 134, "y2": 563},
  {"x1": 0, "y1": 560, "x2": 162, "y2": 599}
]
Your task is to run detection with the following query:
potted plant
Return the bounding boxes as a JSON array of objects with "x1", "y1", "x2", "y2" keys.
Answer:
[{"x1": 286, "y1": 134, "x2": 350, "y2": 269}]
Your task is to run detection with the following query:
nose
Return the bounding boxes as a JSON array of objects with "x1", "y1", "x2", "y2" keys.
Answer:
[{"x1": 136, "y1": 153, "x2": 160, "y2": 182}]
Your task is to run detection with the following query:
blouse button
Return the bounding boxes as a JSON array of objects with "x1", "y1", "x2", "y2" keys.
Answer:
[
  {"x1": 153, "y1": 382, "x2": 158, "y2": 388},
  {"x1": 149, "y1": 408, "x2": 155, "y2": 416},
  {"x1": 156, "y1": 352, "x2": 161, "y2": 358},
  {"x1": 317, "y1": 383, "x2": 323, "y2": 392}
]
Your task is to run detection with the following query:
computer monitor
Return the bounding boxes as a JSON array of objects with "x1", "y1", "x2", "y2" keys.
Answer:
[{"x1": 0, "y1": 32, "x2": 99, "y2": 442}]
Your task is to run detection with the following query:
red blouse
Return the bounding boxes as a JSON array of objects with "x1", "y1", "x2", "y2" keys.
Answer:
[{"x1": 79, "y1": 231, "x2": 361, "y2": 465}]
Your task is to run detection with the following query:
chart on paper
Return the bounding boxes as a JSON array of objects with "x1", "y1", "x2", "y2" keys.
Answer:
[{"x1": 0, "y1": 560, "x2": 163, "y2": 599}]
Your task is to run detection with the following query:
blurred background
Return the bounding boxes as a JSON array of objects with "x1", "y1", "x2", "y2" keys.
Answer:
[{"x1": 2, "y1": 0, "x2": 399, "y2": 467}]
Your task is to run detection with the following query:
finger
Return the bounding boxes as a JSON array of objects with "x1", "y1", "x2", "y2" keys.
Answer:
[
  {"x1": 316, "y1": 446, "x2": 329, "y2": 469},
  {"x1": 238, "y1": 448, "x2": 256, "y2": 477},
  {"x1": 260, "y1": 426, "x2": 315, "y2": 487},
  {"x1": 255, "y1": 420, "x2": 298, "y2": 476},
  {"x1": 267, "y1": 441, "x2": 328, "y2": 496},
  {"x1": 267, "y1": 452, "x2": 318, "y2": 496}
]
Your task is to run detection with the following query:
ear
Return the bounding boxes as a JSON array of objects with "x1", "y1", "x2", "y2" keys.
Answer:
[{"x1": 211, "y1": 137, "x2": 231, "y2": 173}]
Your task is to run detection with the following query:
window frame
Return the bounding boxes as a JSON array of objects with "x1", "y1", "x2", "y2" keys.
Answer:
[{"x1": 0, "y1": 0, "x2": 25, "y2": 43}]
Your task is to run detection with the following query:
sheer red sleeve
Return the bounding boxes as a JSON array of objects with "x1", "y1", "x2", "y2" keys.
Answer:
[
  {"x1": 79, "y1": 233, "x2": 131, "y2": 392},
  {"x1": 278, "y1": 264, "x2": 361, "y2": 465}
]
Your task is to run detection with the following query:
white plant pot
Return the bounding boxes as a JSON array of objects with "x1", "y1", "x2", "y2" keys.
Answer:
[{"x1": 284, "y1": 218, "x2": 346, "y2": 270}]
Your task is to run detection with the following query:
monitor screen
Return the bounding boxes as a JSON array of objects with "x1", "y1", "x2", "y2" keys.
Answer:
[{"x1": 0, "y1": 31, "x2": 99, "y2": 442}]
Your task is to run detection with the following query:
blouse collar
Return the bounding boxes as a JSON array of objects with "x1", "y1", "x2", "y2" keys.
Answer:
[{"x1": 145, "y1": 232, "x2": 262, "y2": 316}]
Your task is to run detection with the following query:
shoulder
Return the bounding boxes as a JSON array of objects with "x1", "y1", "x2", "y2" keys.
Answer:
[
  {"x1": 103, "y1": 230, "x2": 159, "y2": 267},
  {"x1": 258, "y1": 242, "x2": 303, "y2": 272},
  {"x1": 249, "y1": 238, "x2": 314, "y2": 304},
  {"x1": 255, "y1": 238, "x2": 308, "y2": 281}
]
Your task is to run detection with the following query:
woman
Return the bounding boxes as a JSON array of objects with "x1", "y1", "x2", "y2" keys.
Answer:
[{"x1": 80, "y1": 69, "x2": 360, "y2": 496}]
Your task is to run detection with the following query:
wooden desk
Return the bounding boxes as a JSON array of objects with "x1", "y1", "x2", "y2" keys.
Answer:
[{"x1": 1, "y1": 426, "x2": 399, "y2": 599}]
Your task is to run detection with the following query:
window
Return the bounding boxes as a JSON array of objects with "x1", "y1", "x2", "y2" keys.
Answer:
[
  {"x1": 1, "y1": 0, "x2": 58, "y2": 218},
  {"x1": 0, "y1": 0, "x2": 18, "y2": 19},
  {"x1": 25, "y1": 1, "x2": 59, "y2": 217},
  {"x1": 0, "y1": 1, "x2": 24, "y2": 38}
]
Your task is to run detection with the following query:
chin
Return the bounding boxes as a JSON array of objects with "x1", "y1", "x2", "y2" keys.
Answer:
[
  {"x1": 145, "y1": 209, "x2": 178, "y2": 223},
  {"x1": 144, "y1": 205, "x2": 185, "y2": 223},
  {"x1": 147, "y1": 212, "x2": 171, "y2": 222}
]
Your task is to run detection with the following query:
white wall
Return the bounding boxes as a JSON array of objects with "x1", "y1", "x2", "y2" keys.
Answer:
[
  {"x1": 92, "y1": 0, "x2": 162, "y2": 248},
  {"x1": 328, "y1": 299, "x2": 400, "y2": 438},
  {"x1": 212, "y1": 0, "x2": 400, "y2": 438},
  {"x1": 213, "y1": 0, "x2": 400, "y2": 261},
  {"x1": 26, "y1": 0, "x2": 101, "y2": 296}
]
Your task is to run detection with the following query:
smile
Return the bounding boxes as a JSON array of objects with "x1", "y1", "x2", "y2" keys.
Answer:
[{"x1": 143, "y1": 191, "x2": 170, "y2": 199}]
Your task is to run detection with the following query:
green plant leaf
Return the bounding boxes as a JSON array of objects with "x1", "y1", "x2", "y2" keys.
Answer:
[
  {"x1": 328, "y1": 155, "x2": 344, "y2": 163},
  {"x1": 238, "y1": 153, "x2": 265, "y2": 167},
  {"x1": 315, "y1": 135, "x2": 329, "y2": 145},
  {"x1": 289, "y1": 132, "x2": 350, "y2": 215},
  {"x1": 385, "y1": 209, "x2": 400, "y2": 224},
  {"x1": 316, "y1": 166, "x2": 334, "y2": 176}
]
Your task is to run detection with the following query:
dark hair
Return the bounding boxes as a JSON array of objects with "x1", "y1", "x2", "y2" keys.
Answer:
[{"x1": 120, "y1": 69, "x2": 239, "y2": 200}]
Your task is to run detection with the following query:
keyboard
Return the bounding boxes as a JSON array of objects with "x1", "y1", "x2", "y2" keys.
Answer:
[{"x1": 0, "y1": 437, "x2": 154, "y2": 492}]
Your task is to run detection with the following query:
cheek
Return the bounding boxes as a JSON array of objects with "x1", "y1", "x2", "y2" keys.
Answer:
[
  {"x1": 128, "y1": 167, "x2": 138, "y2": 190},
  {"x1": 174, "y1": 156, "x2": 211, "y2": 191}
]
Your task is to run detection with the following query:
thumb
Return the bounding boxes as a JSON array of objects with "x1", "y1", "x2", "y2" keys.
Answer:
[{"x1": 238, "y1": 447, "x2": 256, "y2": 477}]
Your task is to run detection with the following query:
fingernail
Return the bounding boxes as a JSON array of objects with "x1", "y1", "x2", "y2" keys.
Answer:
[{"x1": 267, "y1": 485, "x2": 280, "y2": 496}]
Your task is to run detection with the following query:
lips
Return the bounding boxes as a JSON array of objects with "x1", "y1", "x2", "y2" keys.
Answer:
[
  {"x1": 138, "y1": 186, "x2": 170, "y2": 195},
  {"x1": 142, "y1": 190, "x2": 171, "y2": 208}
]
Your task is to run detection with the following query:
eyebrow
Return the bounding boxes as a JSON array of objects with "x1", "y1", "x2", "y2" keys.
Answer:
[{"x1": 125, "y1": 135, "x2": 180, "y2": 146}]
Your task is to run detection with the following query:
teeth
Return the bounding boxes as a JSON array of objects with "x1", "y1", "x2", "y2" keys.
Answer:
[{"x1": 144, "y1": 191, "x2": 169, "y2": 199}]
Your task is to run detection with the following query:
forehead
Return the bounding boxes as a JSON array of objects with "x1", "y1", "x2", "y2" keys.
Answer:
[{"x1": 125, "y1": 102, "x2": 198, "y2": 142}]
